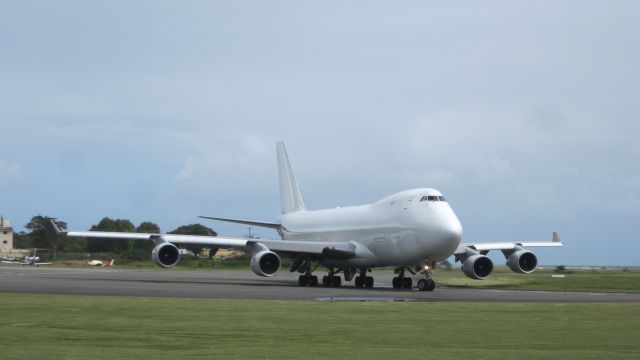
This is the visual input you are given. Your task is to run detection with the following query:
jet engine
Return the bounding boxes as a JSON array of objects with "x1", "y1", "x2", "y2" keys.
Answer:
[
  {"x1": 151, "y1": 242, "x2": 180, "y2": 268},
  {"x1": 250, "y1": 250, "x2": 281, "y2": 277},
  {"x1": 506, "y1": 250, "x2": 538, "y2": 274},
  {"x1": 462, "y1": 254, "x2": 494, "y2": 280}
]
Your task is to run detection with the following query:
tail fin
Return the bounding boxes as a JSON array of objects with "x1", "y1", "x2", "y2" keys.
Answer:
[{"x1": 276, "y1": 142, "x2": 305, "y2": 214}]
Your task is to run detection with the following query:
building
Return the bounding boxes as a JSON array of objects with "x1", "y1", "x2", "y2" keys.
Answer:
[{"x1": 0, "y1": 217, "x2": 13, "y2": 253}]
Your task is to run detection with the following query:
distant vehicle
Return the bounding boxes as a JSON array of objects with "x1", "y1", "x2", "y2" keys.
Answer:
[
  {"x1": 87, "y1": 259, "x2": 114, "y2": 266},
  {"x1": 0, "y1": 255, "x2": 19, "y2": 262},
  {"x1": 1, "y1": 249, "x2": 52, "y2": 266},
  {"x1": 58, "y1": 142, "x2": 563, "y2": 291}
]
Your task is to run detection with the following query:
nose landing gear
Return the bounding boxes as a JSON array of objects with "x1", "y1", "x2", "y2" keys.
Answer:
[{"x1": 417, "y1": 261, "x2": 436, "y2": 292}]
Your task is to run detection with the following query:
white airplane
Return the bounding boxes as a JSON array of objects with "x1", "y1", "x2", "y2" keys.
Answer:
[
  {"x1": 56, "y1": 142, "x2": 563, "y2": 291},
  {"x1": 87, "y1": 259, "x2": 115, "y2": 266},
  {"x1": 1, "y1": 248, "x2": 52, "y2": 266}
]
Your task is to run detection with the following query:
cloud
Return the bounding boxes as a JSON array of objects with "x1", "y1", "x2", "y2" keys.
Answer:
[{"x1": 0, "y1": 159, "x2": 25, "y2": 183}]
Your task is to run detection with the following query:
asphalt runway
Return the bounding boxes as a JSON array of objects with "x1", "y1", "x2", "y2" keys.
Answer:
[{"x1": 1, "y1": 265, "x2": 639, "y2": 302}]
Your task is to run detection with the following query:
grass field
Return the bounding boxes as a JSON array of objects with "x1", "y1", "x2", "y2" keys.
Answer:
[
  {"x1": 433, "y1": 267, "x2": 640, "y2": 293},
  {"x1": 0, "y1": 294, "x2": 638, "y2": 359}
]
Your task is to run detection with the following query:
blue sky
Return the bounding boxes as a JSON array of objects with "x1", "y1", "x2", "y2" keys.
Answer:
[{"x1": 1, "y1": 1, "x2": 638, "y2": 265}]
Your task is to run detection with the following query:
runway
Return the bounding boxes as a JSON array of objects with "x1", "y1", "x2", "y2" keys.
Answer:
[{"x1": 1, "y1": 265, "x2": 639, "y2": 302}]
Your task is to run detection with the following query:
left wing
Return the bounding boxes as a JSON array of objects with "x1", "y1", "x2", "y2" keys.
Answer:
[
  {"x1": 452, "y1": 232, "x2": 564, "y2": 278},
  {"x1": 454, "y1": 232, "x2": 564, "y2": 255}
]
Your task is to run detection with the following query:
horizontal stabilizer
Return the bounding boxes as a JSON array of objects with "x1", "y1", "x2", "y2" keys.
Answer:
[{"x1": 198, "y1": 216, "x2": 281, "y2": 230}]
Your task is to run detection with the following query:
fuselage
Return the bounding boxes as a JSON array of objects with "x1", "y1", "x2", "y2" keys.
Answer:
[{"x1": 279, "y1": 188, "x2": 462, "y2": 268}]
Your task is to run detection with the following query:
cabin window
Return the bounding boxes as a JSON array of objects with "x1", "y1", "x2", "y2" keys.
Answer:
[
  {"x1": 427, "y1": 195, "x2": 438, "y2": 201},
  {"x1": 438, "y1": 196, "x2": 446, "y2": 202}
]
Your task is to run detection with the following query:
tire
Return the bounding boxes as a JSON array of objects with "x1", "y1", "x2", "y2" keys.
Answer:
[
  {"x1": 403, "y1": 278, "x2": 412, "y2": 289},
  {"x1": 332, "y1": 276, "x2": 342, "y2": 287},
  {"x1": 355, "y1": 276, "x2": 363, "y2": 288},
  {"x1": 298, "y1": 275, "x2": 308, "y2": 286},
  {"x1": 309, "y1": 275, "x2": 318, "y2": 287},
  {"x1": 322, "y1": 276, "x2": 329, "y2": 287},
  {"x1": 365, "y1": 276, "x2": 374, "y2": 288},
  {"x1": 426, "y1": 279, "x2": 435, "y2": 291},
  {"x1": 417, "y1": 279, "x2": 427, "y2": 291},
  {"x1": 392, "y1": 277, "x2": 399, "y2": 289}
]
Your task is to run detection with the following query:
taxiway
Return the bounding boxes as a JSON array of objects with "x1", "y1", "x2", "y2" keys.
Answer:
[{"x1": 1, "y1": 266, "x2": 639, "y2": 302}]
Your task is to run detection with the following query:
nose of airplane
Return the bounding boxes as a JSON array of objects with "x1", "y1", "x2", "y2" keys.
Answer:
[{"x1": 439, "y1": 213, "x2": 462, "y2": 248}]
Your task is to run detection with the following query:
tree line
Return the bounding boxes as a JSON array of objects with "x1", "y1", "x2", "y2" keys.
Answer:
[{"x1": 14, "y1": 215, "x2": 217, "y2": 259}]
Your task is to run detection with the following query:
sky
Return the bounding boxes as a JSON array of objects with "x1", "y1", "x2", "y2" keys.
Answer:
[{"x1": 1, "y1": 1, "x2": 638, "y2": 266}]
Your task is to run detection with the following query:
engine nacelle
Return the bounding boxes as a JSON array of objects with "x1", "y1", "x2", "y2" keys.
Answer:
[
  {"x1": 462, "y1": 254, "x2": 494, "y2": 280},
  {"x1": 151, "y1": 242, "x2": 180, "y2": 268},
  {"x1": 506, "y1": 250, "x2": 538, "y2": 274},
  {"x1": 250, "y1": 250, "x2": 281, "y2": 277}
]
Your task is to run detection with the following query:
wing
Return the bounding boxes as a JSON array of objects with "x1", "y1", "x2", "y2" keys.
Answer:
[
  {"x1": 62, "y1": 229, "x2": 356, "y2": 259},
  {"x1": 454, "y1": 232, "x2": 564, "y2": 255}
]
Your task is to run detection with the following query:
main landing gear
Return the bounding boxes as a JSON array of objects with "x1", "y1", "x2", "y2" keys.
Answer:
[
  {"x1": 392, "y1": 267, "x2": 413, "y2": 289},
  {"x1": 354, "y1": 268, "x2": 374, "y2": 288},
  {"x1": 322, "y1": 268, "x2": 342, "y2": 287},
  {"x1": 298, "y1": 273, "x2": 319, "y2": 287}
]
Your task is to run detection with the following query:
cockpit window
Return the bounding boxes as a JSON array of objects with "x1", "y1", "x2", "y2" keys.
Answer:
[{"x1": 420, "y1": 195, "x2": 446, "y2": 202}]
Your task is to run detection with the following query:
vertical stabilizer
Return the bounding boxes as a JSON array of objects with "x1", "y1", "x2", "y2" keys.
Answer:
[{"x1": 276, "y1": 142, "x2": 305, "y2": 214}]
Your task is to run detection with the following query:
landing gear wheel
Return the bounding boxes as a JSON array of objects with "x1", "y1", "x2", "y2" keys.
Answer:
[
  {"x1": 402, "y1": 277, "x2": 412, "y2": 289},
  {"x1": 355, "y1": 276, "x2": 364, "y2": 288},
  {"x1": 426, "y1": 279, "x2": 435, "y2": 291},
  {"x1": 392, "y1": 277, "x2": 400, "y2": 289},
  {"x1": 322, "y1": 276, "x2": 329, "y2": 287},
  {"x1": 308, "y1": 275, "x2": 318, "y2": 287},
  {"x1": 418, "y1": 279, "x2": 436, "y2": 292},
  {"x1": 364, "y1": 276, "x2": 374, "y2": 288},
  {"x1": 298, "y1": 275, "x2": 308, "y2": 286},
  {"x1": 331, "y1": 276, "x2": 342, "y2": 287}
]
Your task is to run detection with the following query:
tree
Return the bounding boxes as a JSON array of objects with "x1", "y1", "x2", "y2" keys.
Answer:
[
  {"x1": 87, "y1": 217, "x2": 135, "y2": 253},
  {"x1": 13, "y1": 231, "x2": 32, "y2": 249},
  {"x1": 169, "y1": 223, "x2": 217, "y2": 255},
  {"x1": 24, "y1": 216, "x2": 67, "y2": 259},
  {"x1": 136, "y1": 221, "x2": 160, "y2": 233},
  {"x1": 168, "y1": 224, "x2": 217, "y2": 236}
]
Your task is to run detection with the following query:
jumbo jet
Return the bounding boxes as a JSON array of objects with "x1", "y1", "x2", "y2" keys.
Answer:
[{"x1": 57, "y1": 142, "x2": 563, "y2": 291}]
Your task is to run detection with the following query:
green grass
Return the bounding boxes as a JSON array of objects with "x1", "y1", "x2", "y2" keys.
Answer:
[
  {"x1": 434, "y1": 267, "x2": 640, "y2": 293},
  {"x1": 0, "y1": 294, "x2": 639, "y2": 359}
]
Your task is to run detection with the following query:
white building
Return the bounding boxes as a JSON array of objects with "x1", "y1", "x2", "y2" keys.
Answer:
[{"x1": 0, "y1": 217, "x2": 13, "y2": 253}]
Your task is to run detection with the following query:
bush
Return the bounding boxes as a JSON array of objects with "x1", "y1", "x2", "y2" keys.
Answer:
[{"x1": 117, "y1": 249, "x2": 150, "y2": 263}]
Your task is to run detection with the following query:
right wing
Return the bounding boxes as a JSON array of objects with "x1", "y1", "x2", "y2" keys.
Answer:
[{"x1": 61, "y1": 228, "x2": 357, "y2": 259}]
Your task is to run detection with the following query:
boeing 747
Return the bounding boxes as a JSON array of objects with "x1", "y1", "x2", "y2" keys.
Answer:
[{"x1": 57, "y1": 142, "x2": 563, "y2": 291}]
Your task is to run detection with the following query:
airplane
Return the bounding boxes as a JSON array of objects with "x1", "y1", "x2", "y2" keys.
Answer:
[
  {"x1": 87, "y1": 259, "x2": 115, "y2": 266},
  {"x1": 55, "y1": 142, "x2": 563, "y2": 291},
  {"x1": 1, "y1": 248, "x2": 52, "y2": 266}
]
